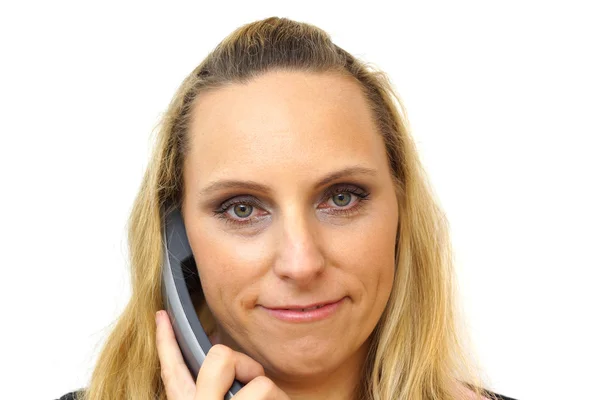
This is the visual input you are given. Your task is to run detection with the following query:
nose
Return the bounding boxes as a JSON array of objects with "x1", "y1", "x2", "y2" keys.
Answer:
[{"x1": 272, "y1": 207, "x2": 326, "y2": 286}]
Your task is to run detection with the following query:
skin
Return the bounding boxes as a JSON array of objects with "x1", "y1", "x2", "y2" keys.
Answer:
[{"x1": 157, "y1": 70, "x2": 400, "y2": 400}]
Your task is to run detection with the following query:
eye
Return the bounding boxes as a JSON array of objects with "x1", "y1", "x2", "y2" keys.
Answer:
[
  {"x1": 212, "y1": 184, "x2": 371, "y2": 228},
  {"x1": 319, "y1": 184, "x2": 371, "y2": 216},
  {"x1": 213, "y1": 196, "x2": 266, "y2": 227},
  {"x1": 231, "y1": 203, "x2": 252, "y2": 218},
  {"x1": 331, "y1": 192, "x2": 352, "y2": 207}
]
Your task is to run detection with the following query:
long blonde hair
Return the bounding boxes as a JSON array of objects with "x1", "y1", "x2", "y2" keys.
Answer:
[{"x1": 81, "y1": 16, "x2": 494, "y2": 400}]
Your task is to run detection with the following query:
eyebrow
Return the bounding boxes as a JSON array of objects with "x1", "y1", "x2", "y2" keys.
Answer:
[{"x1": 197, "y1": 165, "x2": 378, "y2": 197}]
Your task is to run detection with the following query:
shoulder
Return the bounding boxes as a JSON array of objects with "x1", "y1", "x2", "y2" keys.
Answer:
[
  {"x1": 56, "y1": 393, "x2": 76, "y2": 400},
  {"x1": 54, "y1": 387, "x2": 519, "y2": 400},
  {"x1": 483, "y1": 391, "x2": 518, "y2": 400},
  {"x1": 458, "y1": 383, "x2": 518, "y2": 400},
  {"x1": 55, "y1": 389, "x2": 85, "y2": 400}
]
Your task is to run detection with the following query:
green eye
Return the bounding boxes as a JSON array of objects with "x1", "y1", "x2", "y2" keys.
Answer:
[
  {"x1": 332, "y1": 193, "x2": 352, "y2": 207},
  {"x1": 233, "y1": 204, "x2": 253, "y2": 218},
  {"x1": 213, "y1": 183, "x2": 371, "y2": 228}
]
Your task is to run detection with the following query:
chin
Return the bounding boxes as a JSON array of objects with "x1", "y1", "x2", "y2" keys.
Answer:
[
  {"x1": 254, "y1": 336, "x2": 365, "y2": 381},
  {"x1": 263, "y1": 353, "x2": 341, "y2": 381}
]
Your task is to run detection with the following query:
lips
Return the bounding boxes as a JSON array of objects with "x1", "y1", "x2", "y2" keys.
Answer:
[
  {"x1": 260, "y1": 297, "x2": 346, "y2": 322},
  {"x1": 264, "y1": 299, "x2": 341, "y2": 311},
  {"x1": 293, "y1": 304, "x2": 326, "y2": 311}
]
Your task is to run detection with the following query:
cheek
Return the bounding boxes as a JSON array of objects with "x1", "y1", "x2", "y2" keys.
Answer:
[
  {"x1": 339, "y1": 201, "x2": 398, "y2": 305},
  {"x1": 341, "y1": 206, "x2": 398, "y2": 275},
  {"x1": 188, "y1": 223, "x2": 266, "y2": 314}
]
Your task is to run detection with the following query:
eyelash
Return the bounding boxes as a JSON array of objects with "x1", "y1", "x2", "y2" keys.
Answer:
[{"x1": 212, "y1": 184, "x2": 371, "y2": 228}]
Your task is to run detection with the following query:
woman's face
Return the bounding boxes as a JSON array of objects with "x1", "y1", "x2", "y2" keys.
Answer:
[{"x1": 181, "y1": 70, "x2": 399, "y2": 381}]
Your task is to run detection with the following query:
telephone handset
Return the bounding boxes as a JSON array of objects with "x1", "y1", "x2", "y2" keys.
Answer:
[{"x1": 161, "y1": 206, "x2": 244, "y2": 399}]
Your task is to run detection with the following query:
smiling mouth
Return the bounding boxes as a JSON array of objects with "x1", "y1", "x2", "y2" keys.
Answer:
[
  {"x1": 260, "y1": 298, "x2": 346, "y2": 322},
  {"x1": 284, "y1": 304, "x2": 327, "y2": 312},
  {"x1": 265, "y1": 299, "x2": 341, "y2": 311}
]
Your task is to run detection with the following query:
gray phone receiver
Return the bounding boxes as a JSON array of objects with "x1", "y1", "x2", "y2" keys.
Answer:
[{"x1": 161, "y1": 206, "x2": 244, "y2": 399}]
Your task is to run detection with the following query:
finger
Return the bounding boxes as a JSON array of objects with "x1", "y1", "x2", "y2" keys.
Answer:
[
  {"x1": 195, "y1": 344, "x2": 265, "y2": 399},
  {"x1": 230, "y1": 349, "x2": 266, "y2": 383},
  {"x1": 156, "y1": 310, "x2": 196, "y2": 399},
  {"x1": 232, "y1": 376, "x2": 290, "y2": 400}
]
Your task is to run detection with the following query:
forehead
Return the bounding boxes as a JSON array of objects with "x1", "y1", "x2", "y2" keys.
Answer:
[{"x1": 185, "y1": 70, "x2": 388, "y2": 185}]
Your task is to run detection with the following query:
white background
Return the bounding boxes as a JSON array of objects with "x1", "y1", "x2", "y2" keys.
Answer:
[{"x1": 1, "y1": 1, "x2": 598, "y2": 399}]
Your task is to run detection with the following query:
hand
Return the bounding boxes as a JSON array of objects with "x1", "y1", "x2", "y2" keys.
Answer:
[{"x1": 155, "y1": 310, "x2": 290, "y2": 399}]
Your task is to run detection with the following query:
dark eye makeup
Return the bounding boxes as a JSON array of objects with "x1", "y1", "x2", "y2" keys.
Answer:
[{"x1": 212, "y1": 183, "x2": 371, "y2": 228}]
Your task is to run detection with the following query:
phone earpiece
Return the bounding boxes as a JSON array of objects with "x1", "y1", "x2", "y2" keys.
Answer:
[{"x1": 161, "y1": 206, "x2": 243, "y2": 398}]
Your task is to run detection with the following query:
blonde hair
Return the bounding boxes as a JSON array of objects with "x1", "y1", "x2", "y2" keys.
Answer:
[{"x1": 80, "y1": 16, "x2": 496, "y2": 400}]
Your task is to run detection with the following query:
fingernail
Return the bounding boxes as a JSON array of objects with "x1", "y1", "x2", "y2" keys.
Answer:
[{"x1": 155, "y1": 310, "x2": 162, "y2": 325}]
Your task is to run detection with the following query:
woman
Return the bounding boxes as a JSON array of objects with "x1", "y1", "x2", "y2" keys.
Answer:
[{"x1": 59, "y1": 17, "x2": 516, "y2": 400}]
